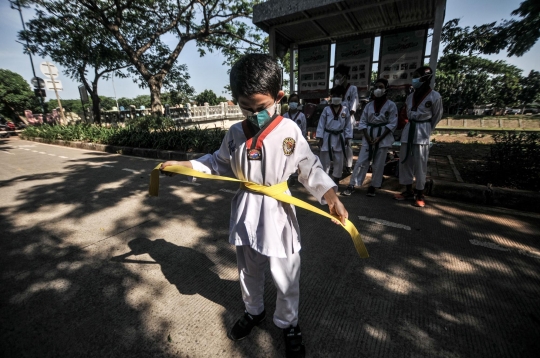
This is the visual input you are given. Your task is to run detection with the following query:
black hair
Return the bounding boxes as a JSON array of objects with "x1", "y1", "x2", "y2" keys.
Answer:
[
  {"x1": 335, "y1": 64, "x2": 351, "y2": 78},
  {"x1": 375, "y1": 78, "x2": 389, "y2": 88},
  {"x1": 330, "y1": 85, "x2": 346, "y2": 97},
  {"x1": 288, "y1": 93, "x2": 299, "y2": 102},
  {"x1": 414, "y1": 66, "x2": 433, "y2": 83},
  {"x1": 230, "y1": 53, "x2": 282, "y2": 100}
]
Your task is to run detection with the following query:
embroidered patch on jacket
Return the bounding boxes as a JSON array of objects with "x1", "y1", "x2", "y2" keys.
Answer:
[
  {"x1": 283, "y1": 137, "x2": 296, "y2": 156},
  {"x1": 341, "y1": 112, "x2": 346, "y2": 118},
  {"x1": 247, "y1": 148, "x2": 262, "y2": 160},
  {"x1": 425, "y1": 101, "x2": 432, "y2": 108},
  {"x1": 384, "y1": 111, "x2": 390, "y2": 119}
]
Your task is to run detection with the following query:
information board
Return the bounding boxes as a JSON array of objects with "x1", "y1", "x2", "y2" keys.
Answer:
[
  {"x1": 298, "y1": 44, "x2": 330, "y2": 97},
  {"x1": 379, "y1": 29, "x2": 427, "y2": 88},
  {"x1": 335, "y1": 37, "x2": 373, "y2": 90}
]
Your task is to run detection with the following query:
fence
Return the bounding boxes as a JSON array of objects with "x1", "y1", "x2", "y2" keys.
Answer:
[{"x1": 438, "y1": 117, "x2": 540, "y2": 129}]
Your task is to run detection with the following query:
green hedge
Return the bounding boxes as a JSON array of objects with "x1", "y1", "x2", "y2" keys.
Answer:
[{"x1": 21, "y1": 117, "x2": 226, "y2": 153}]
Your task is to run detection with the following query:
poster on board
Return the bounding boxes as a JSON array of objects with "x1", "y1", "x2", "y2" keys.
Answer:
[
  {"x1": 298, "y1": 44, "x2": 330, "y2": 97},
  {"x1": 379, "y1": 29, "x2": 427, "y2": 88},
  {"x1": 335, "y1": 37, "x2": 373, "y2": 90}
]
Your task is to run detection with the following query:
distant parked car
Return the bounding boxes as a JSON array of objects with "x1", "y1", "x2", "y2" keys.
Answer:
[
  {"x1": 523, "y1": 108, "x2": 539, "y2": 115},
  {"x1": 505, "y1": 108, "x2": 519, "y2": 115}
]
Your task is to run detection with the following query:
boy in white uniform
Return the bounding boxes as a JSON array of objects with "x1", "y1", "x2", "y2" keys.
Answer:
[
  {"x1": 334, "y1": 64, "x2": 358, "y2": 175},
  {"x1": 283, "y1": 93, "x2": 307, "y2": 138},
  {"x1": 316, "y1": 86, "x2": 353, "y2": 184},
  {"x1": 160, "y1": 54, "x2": 348, "y2": 358},
  {"x1": 394, "y1": 66, "x2": 443, "y2": 207},
  {"x1": 342, "y1": 78, "x2": 397, "y2": 196}
]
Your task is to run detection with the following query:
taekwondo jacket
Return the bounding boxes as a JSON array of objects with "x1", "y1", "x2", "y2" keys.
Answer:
[
  {"x1": 283, "y1": 111, "x2": 307, "y2": 138},
  {"x1": 357, "y1": 99, "x2": 398, "y2": 148},
  {"x1": 401, "y1": 90, "x2": 443, "y2": 144},
  {"x1": 190, "y1": 116, "x2": 336, "y2": 258},
  {"x1": 316, "y1": 105, "x2": 353, "y2": 152}
]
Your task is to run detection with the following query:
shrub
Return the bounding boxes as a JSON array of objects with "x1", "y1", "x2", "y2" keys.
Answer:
[
  {"x1": 21, "y1": 122, "x2": 227, "y2": 153},
  {"x1": 487, "y1": 132, "x2": 540, "y2": 191},
  {"x1": 467, "y1": 130, "x2": 478, "y2": 137}
]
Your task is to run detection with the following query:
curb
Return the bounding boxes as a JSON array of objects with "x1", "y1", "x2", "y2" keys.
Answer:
[{"x1": 20, "y1": 135, "x2": 540, "y2": 213}]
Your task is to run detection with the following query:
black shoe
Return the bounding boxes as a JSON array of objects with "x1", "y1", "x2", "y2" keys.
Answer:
[
  {"x1": 366, "y1": 186, "x2": 376, "y2": 197},
  {"x1": 341, "y1": 185, "x2": 355, "y2": 196},
  {"x1": 343, "y1": 167, "x2": 352, "y2": 175},
  {"x1": 227, "y1": 310, "x2": 266, "y2": 341},
  {"x1": 283, "y1": 325, "x2": 305, "y2": 358}
]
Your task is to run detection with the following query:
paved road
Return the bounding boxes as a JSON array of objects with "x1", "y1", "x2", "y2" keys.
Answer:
[{"x1": 1, "y1": 136, "x2": 539, "y2": 358}]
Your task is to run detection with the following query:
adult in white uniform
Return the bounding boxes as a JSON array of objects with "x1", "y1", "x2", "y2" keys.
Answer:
[
  {"x1": 159, "y1": 54, "x2": 348, "y2": 358},
  {"x1": 342, "y1": 78, "x2": 397, "y2": 196},
  {"x1": 394, "y1": 66, "x2": 443, "y2": 207},
  {"x1": 334, "y1": 64, "x2": 358, "y2": 174},
  {"x1": 316, "y1": 86, "x2": 353, "y2": 184},
  {"x1": 283, "y1": 93, "x2": 307, "y2": 138}
]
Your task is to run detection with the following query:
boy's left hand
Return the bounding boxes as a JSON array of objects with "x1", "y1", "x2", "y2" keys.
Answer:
[{"x1": 324, "y1": 189, "x2": 348, "y2": 225}]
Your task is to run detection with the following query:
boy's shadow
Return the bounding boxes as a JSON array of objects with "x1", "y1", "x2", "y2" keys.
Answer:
[{"x1": 111, "y1": 237, "x2": 241, "y2": 313}]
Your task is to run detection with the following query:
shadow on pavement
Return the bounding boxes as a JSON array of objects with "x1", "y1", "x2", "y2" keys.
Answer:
[{"x1": 1, "y1": 137, "x2": 540, "y2": 357}]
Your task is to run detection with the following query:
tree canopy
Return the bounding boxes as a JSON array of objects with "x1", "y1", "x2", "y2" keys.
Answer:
[
  {"x1": 194, "y1": 89, "x2": 227, "y2": 106},
  {"x1": 0, "y1": 69, "x2": 40, "y2": 119}
]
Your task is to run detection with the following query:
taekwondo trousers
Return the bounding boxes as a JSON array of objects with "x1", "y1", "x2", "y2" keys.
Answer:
[
  {"x1": 399, "y1": 143, "x2": 430, "y2": 190},
  {"x1": 349, "y1": 145, "x2": 388, "y2": 188},
  {"x1": 236, "y1": 231, "x2": 301, "y2": 329},
  {"x1": 320, "y1": 150, "x2": 344, "y2": 180}
]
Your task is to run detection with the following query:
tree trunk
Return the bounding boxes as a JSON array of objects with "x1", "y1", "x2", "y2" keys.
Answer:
[
  {"x1": 91, "y1": 81, "x2": 101, "y2": 124},
  {"x1": 148, "y1": 78, "x2": 163, "y2": 116}
]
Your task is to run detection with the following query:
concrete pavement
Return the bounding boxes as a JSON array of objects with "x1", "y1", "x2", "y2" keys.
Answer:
[{"x1": 1, "y1": 136, "x2": 539, "y2": 357}]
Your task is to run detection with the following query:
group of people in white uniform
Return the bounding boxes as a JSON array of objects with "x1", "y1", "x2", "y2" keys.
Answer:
[{"x1": 284, "y1": 64, "x2": 443, "y2": 208}]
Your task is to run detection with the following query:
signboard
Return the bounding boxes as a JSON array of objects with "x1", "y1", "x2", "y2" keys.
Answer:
[
  {"x1": 31, "y1": 77, "x2": 46, "y2": 89},
  {"x1": 298, "y1": 44, "x2": 330, "y2": 97},
  {"x1": 45, "y1": 79, "x2": 63, "y2": 91},
  {"x1": 379, "y1": 29, "x2": 427, "y2": 88},
  {"x1": 40, "y1": 62, "x2": 59, "y2": 78},
  {"x1": 78, "y1": 85, "x2": 89, "y2": 103},
  {"x1": 335, "y1": 37, "x2": 373, "y2": 90}
]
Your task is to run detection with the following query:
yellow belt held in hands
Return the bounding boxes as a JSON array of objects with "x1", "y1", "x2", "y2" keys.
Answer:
[{"x1": 149, "y1": 164, "x2": 369, "y2": 258}]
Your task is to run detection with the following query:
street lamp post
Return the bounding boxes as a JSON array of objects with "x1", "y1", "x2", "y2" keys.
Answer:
[{"x1": 11, "y1": 0, "x2": 47, "y2": 116}]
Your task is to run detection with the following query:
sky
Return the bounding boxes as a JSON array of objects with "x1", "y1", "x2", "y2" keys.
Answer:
[{"x1": 0, "y1": 0, "x2": 538, "y2": 102}]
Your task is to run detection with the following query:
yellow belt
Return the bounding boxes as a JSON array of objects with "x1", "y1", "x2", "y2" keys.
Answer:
[{"x1": 149, "y1": 164, "x2": 368, "y2": 258}]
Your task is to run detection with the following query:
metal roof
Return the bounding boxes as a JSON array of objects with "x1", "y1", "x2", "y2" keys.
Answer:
[{"x1": 253, "y1": 0, "x2": 441, "y2": 47}]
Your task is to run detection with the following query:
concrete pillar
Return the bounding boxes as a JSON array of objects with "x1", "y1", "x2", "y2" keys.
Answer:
[
  {"x1": 186, "y1": 103, "x2": 191, "y2": 118},
  {"x1": 269, "y1": 27, "x2": 276, "y2": 58},
  {"x1": 289, "y1": 45, "x2": 295, "y2": 94},
  {"x1": 429, "y1": 0, "x2": 446, "y2": 88}
]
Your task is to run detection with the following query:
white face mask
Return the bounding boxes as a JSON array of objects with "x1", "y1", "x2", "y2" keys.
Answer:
[
  {"x1": 288, "y1": 102, "x2": 298, "y2": 110},
  {"x1": 334, "y1": 78, "x2": 342, "y2": 85},
  {"x1": 373, "y1": 88, "x2": 385, "y2": 97},
  {"x1": 331, "y1": 97, "x2": 342, "y2": 105}
]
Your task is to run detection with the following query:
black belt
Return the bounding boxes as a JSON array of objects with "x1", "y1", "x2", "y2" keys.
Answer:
[
  {"x1": 366, "y1": 122, "x2": 387, "y2": 161},
  {"x1": 401, "y1": 118, "x2": 431, "y2": 163},
  {"x1": 324, "y1": 128, "x2": 347, "y2": 162}
]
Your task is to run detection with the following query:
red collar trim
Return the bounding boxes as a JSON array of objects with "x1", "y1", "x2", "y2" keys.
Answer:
[{"x1": 246, "y1": 115, "x2": 285, "y2": 150}]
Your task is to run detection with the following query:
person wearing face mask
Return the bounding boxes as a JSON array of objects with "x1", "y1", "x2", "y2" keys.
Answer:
[
  {"x1": 160, "y1": 54, "x2": 349, "y2": 358},
  {"x1": 316, "y1": 85, "x2": 353, "y2": 184},
  {"x1": 394, "y1": 66, "x2": 443, "y2": 207},
  {"x1": 342, "y1": 78, "x2": 397, "y2": 197},
  {"x1": 334, "y1": 64, "x2": 358, "y2": 175},
  {"x1": 283, "y1": 93, "x2": 307, "y2": 138}
]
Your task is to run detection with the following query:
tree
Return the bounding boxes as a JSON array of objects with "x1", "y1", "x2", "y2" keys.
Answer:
[
  {"x1": 441, "y1": 0, "x2": 540, "y2": 58},
  {"x1": 131, "y1": 95, "x2": 151, "y2": 110},
  {"x1": 518, "y1": 70, "x2": 540, "y2": 110},
  {"x1": 67, "y1": 0, "x2": 264, "y2": 115},
  {"x1": 194, "y1": 89, "x2": 226, "y2": 106},
  {"x1": 436, "y1": 54, "x2": 522, "y2": 113},
  {"x1": 0, "y1": 69, "x2": 40, "y2": 119},
  {"x1": 20, "y1": 0, "x2": 132, "y2": 124}
]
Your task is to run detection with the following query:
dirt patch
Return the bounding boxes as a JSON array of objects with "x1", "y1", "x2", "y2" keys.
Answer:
[{"x1": 430, "y1": 133, "x2": 493, "y2": 187}]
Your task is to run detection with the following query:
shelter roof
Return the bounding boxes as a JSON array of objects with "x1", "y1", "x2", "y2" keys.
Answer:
[{"x1": 253, "y1": 0, "x2": 439, "y2": 47}]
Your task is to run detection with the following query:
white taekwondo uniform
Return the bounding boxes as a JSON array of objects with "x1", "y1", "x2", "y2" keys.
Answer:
[
  {"x1": 283, "y1": 110, "x2": 307, "y2": 138},
  {"x1": 399, "y1": 89, "x2": 443, "y2": 190},
  {"x1": 190, "y1": 115, "x2": 335, "y2": 329},
  {"x1": 342, "y1": 84, "x2": 358, "y2": 168},
  {"x1": 350, "y1": 98, "x2": 398, "y2": 188},
  {"x1": 316, "y1": 104, "x2": 353, "y2": 179}
]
